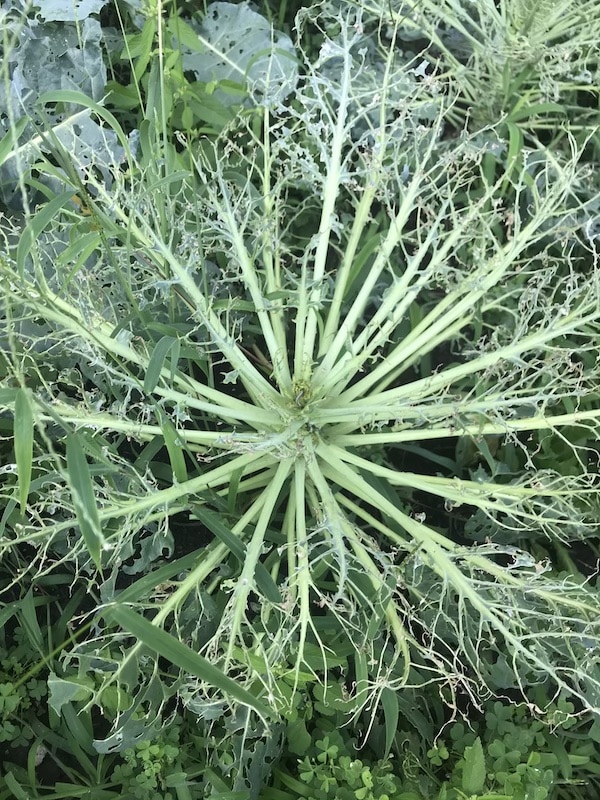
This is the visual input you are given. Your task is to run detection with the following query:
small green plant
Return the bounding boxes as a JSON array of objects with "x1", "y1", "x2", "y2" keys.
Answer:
[
  {"x1": 109, "y1": 729, "x2": 185, "y2": 800},
  {"x1": 266, "y1": 723, "x2": 404, "y2": 800},
  {"x1": 418, "y1": 698, "x2": 599, "y2": 800}
]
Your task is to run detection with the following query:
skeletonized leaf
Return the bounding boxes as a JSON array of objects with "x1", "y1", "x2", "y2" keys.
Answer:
[{"x1": 105, "y1": 606, "x2": 272, "y2": 719}]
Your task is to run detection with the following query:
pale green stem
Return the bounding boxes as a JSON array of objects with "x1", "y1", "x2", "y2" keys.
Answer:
[
  {"x1": 324, "y1": 389, "x2": 555, "y2": 435},
  {"x1": 13, "y1": 271, "x2": 276, "y2": 425},
  {"x1": 259, "y1": 107, "x2": 292, "y2": 392},
  {"x1": 315, "y1": 309, "x2": 599, "y2": 426},
  {"x1": 294, "y1": 41, "x2": 352, "y2": 379},
  {"x1": 74, "y1": 178, "x2": 281, "y2": 407},
  {"x1": 155, "y1": 0, "x2": 169, "y2": 186},
  {"x1": 306, "y1": 457, "x2": 410, "y2": 673},
  {"x1": 329, "y1": 408, "x2": 600, "y2": 445},
  {"x1": 22, "y1": 452, "x2": 272, "y2": 544},
  {"x1": 38, "y1": 399, "x2": 274, "y2": 435},
  {"x1": 225, "y1": 459, "x2": 292, "y2": 665},
  {"x1": 305, "y1": 457, "x2": 350, "y2": 599},
  {"x1": 315, "y1": 197, "x2": 469, "y2": 394},
  {"x1": 290, "y1": 460, "x2": 313, "y2": 698},
  {"x1": 324, "y1": 442, "x2": 590, "y2": 524},
  {"x1": 320, "y1": 163, "x2": 580, "y2": 400},
  {"x1": 285, "y1": 480, "x2": 298, "y2": 604},
  {"x1": 312, "y1": 108, "x2": 447, "y2": 392},
  {"x1": 214, "y1": 465, "x2": 279, "y2": 499},
  {"x1": 343, "y1": 530, "x2": 412, "y2": 683},
  {"x1": 317, "y1": 8, "x2": 403, "y2": 358},
  {"x1": 316, "y1": 182, "x2": 378, "y2": 360},
  {"x1": 202, "y1": 166, "x2": 290, "y2": 392},
  {"x1": 336, "y1": 245, "x2": 535, "y2": 404},
  {"x1": 315, "y1": 442, "x2": 475, "y2": 551},
  {"x1": 336, "y1": 493, "x2": 411, "y2": 548},
  {"x1": 464, "y1": 553, "x2": 600, "y2": 616},
  {"x1": 131, "y1": 486, "x2": 272, "y2": 701}
]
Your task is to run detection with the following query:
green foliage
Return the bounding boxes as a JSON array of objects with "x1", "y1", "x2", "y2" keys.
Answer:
[
  {"x1": 266, "y1": 694, "x2": 600, "y2": 800},
  {"x1": 1, "y1": 0, "x2": 600, "y2": 797},
  {"x1": 1, "y1": 0, "x2": 600, "y2": 737},
  {"x1": 417, "y1": 698, "x2": 600, "y2": 800},
  {"x1": 267, "y1": 723, "x2": 405, "y2": 800},
  {"x1": 0, "y1": 620, "x2": 47, "y2": 748},
  {"x1": 110, "y1": 727, "x2": 185, "y2": 800},
  {"x1": 355, "y1": 0, "x2": 600, "y2": 140}
]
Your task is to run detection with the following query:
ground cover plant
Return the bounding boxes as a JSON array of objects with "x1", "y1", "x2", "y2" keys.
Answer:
[{"x1": 1, "y1": 0, "x2": 600, "y2": 796}]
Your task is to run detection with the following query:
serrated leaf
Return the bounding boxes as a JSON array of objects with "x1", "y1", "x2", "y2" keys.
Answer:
[{"x1": 462, "y1": 736, "x2": 486, "y2": 795}]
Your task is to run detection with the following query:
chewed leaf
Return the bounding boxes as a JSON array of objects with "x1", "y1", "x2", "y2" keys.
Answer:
[
  {"x1": 104, "y1": 605, "x2": 273, "y2": 719},
  {"x1": 48, "y1": 673, "x2": 93, "y2": 715},
  {"x1": 35, "y1": 0, "x2": 110, "y2": 22},
  {"x1": 176, "y1": 2, "x2": 298, "y2": 106}
]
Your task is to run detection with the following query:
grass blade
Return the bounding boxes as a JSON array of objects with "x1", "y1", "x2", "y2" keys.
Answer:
[
  {"x1": 14, "y1": 388, "x2": 33, "y2": 515},
  {"x1": 0, "y1": 116, "x2": 28, "y2": 167},
  {"x1": 65, "y1": 434, "x2": 106, "y2": 569},
  {"x1": 199, "y1": 506, "x2": 282, "y2": 603},
  {"x1": 157, "y1": 410, "x2": 188, "y2": 484},
  {"x1": 16, "y1": 191, "x2": 74, "y2": 277},
  {"x1": 381, "y1": 687, "x2": 399, "y2": 759},
  {"x1": 144, "y1": 335, "x2": 178, "y2": 393}
]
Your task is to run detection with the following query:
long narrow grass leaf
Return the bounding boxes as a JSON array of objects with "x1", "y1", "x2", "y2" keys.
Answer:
[
  {"x1": 14, "y1": 388, "x2": 33, "y2": 514},
  {"x1": 144, "y1": 335, "x2": 179, "y2": 393},
  {"x1": 66, "y1": 434, "x2": 106, "y2": 569},
  {"x1": 200, "y1": 507, "x2": 282, "y2": 603}
]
